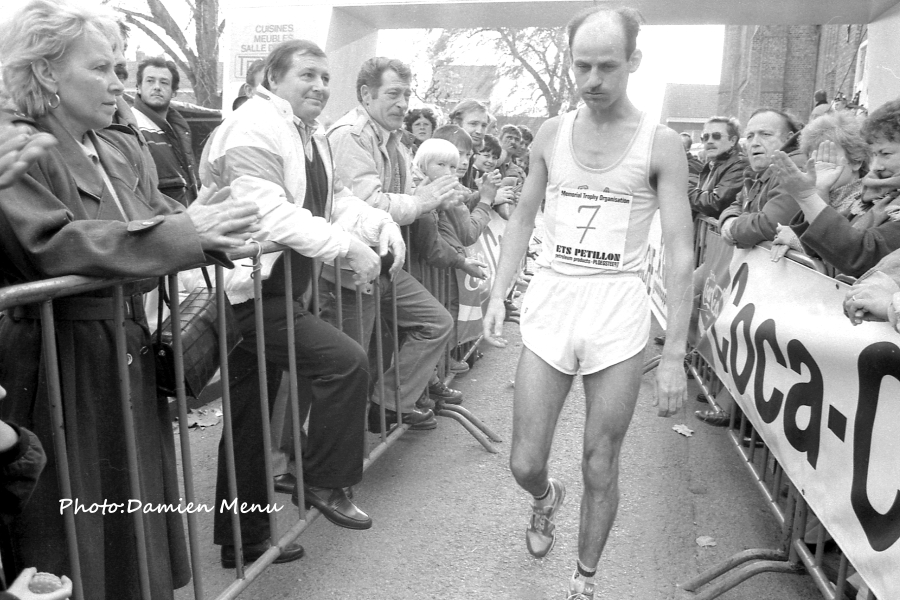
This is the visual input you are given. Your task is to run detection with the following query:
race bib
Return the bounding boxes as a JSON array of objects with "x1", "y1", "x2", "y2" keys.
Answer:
[{"x1": 554, "y1": 186, "x2": 633, "y2": 269}]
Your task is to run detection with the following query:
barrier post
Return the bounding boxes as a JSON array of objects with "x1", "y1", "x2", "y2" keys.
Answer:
[
  {"x1": 112, "y1": 285, "x2": 153, "y2": 600},
  {"x1": 171, "y1": 272, "x2": 205, "y2": 599},
  {"x1": 39, "y1": 301, "x2": 85, "y2": 600}
]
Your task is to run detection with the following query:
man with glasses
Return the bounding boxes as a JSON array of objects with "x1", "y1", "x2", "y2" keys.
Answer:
[{"x1": 689, "y1": 117, "x2": 748, "y2": 219}]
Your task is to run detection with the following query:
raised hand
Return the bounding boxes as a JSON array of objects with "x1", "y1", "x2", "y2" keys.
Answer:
[
  {"x1": 0, "y1": 125, "x2": 57, "y2": 189},
  {"x1": 771, "y1": 150, "x2": 816, "y2": 199},
  {"x1": 414, "y1": 175, "x2": 458, "y2": 213},
  {"x1": 812, "y1": 140, "x2": 849, "y2": 196}
]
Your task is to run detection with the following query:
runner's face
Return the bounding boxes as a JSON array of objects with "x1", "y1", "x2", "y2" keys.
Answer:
[
  {"x1": 571, "y1": 15, "x2": 641, "y2": 111},
  {"x1": 702, "y1": 122, "x2": 735, "y2": 160},
  {"x1": 868, "y1": 137, "x2": 900, "y2": 180},
  {"x1": 745, "y1": 112, "x2": 791, "y2": 172}
]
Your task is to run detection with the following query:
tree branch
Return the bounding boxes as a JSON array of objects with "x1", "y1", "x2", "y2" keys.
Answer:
[
  {"x1": 497, "y1": 28, "x2": 558, "y2": 115},
  {"x1": 121, "y1": 14, "x2": 193, "y2": 76}
]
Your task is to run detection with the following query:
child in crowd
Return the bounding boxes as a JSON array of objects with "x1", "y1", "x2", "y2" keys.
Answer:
[
  {"x1": 1, "y1": 381, "x2": 73, "y2": 599},
  {"x1": 408, "y1": 137, "x2": 489, "y2": 379},
  {"x1": 472, "y1": 134, "x2": 515, "y2": 218}
]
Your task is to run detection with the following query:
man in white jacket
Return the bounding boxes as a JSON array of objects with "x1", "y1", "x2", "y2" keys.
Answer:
[{"x1": 202, "y1": 39, "x2": 404, "y2": 567}]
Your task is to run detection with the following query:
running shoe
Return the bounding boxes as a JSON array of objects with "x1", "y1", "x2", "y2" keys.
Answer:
[
  {"x1": 526, "y1": 478, "x2": 565, "y2": 558},
  {"x1": 567, "y1": 576, "x2": 595, "y2": 600}
]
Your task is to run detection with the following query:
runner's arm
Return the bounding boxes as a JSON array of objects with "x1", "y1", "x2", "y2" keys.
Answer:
[
  {"x1": 652, "y1": 126, "x2": 694, "y2": 416},
  {"x1": 482, "y1": 118, "x2": 557, "y2": 346}
]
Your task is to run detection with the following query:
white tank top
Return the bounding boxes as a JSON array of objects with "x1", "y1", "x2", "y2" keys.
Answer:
[{"x1": 537, "y1": 108, "x2": 659, "y2": 276}]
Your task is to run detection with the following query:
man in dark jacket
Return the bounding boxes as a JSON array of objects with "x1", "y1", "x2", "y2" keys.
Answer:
[
  {"x1": 132, "y1": 57, "x2": 198, "y2": 206},
  {"x1": 718, "y1": 108, "x2": 804, "y2": 247},
  {"x1": 689, "y1": 116, "x2": 747, "y2": 219}
]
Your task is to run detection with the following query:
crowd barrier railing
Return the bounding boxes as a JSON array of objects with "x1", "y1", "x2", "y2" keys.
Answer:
[
  {"x1": 0, "y1": 239, "x2": 499, "y2": 600},
  {"x1": 676, "y1": 216, "x2": 879, "y2": 600}
]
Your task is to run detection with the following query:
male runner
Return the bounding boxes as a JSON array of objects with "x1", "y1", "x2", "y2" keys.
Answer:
[{"x1": 483, "y1": 7, "x2": 694, "y2": 599}]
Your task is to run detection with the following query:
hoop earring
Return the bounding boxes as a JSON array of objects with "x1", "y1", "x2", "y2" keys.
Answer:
[{"x1": 47, "y1": 93, "x2": 60, "y2": 110}]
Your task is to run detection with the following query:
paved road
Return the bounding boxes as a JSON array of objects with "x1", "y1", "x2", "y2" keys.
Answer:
[{"x1": 178, "y1": 319, "x2": 824, "y2": 600}]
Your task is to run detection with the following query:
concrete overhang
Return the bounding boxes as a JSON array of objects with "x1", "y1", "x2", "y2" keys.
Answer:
[{"x1": 332, "y1": 0, "x2": 900, "y2": 27}]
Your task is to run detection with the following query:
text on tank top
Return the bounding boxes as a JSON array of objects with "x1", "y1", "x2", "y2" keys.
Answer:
[{"x1": 540, "y1": 109, "x2": 659, "y2": 276}]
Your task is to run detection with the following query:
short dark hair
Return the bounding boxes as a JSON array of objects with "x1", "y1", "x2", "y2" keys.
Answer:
[
  {"x1": 749, "y1": 107, "x2": 802, "y2": 150},
  {"x1": 404, "y1": 107, "x2": 437, "y2": 133},
  {"x1": 500, "y1": 124, "x2": 522, "y2": 139},
  {"x1": 679, "y1": 132, "x2": 693, "y2": 152},
  {"x1": 862, "y1": 98, "x2": 900, "y2": 144},
  {"x1": 432, "y1": 124, "x2": 473, "y2": 153},
  {"x1": 137, "y1": 56, "x2": 179, "y2": 93},
  {"x1": 263, "y1": 39, "x2": 326, "y2": 90},
  {"x1": 449, "y1": 99, "x2": 488, "y2": 124},
  {"x1": 480, "y1": 134, "x2": 502, "y2": 159},
  {"x1": 356, "y1": 57, "x2": 411, "y2": 103},
  {"x1": 567, "y1": 6, "x2": 644, "y2": 59},
  {"x1": 519, "y1": 125, "x2": 534, "y2": 145},
  {"x1": 814, "y1": 90, "x2": 827, "y2": 106},
  {"x1": 706, "y1": 116, "x2": 742, "y2": 141}
]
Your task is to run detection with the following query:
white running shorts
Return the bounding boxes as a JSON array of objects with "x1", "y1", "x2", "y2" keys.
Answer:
[{"x1": 519, "y1": 269, "x2": 650, "y2": 375}]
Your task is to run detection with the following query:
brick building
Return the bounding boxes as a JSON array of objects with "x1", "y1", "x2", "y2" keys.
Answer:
[
  {"x1": 658, "y1": 83, "x2": 720, "y2": 142},
  {"x1": 717, "y1": 24, "x2": 868, "y2": 125}
]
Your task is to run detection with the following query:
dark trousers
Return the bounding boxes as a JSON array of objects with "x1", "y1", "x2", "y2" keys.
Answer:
[{"x1": 213, "y1": 296, "x2": 369, "y2": 546}]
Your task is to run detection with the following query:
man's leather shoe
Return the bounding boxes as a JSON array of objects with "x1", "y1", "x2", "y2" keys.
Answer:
[
  {"x1": 695, "y1": 409, "x2": 731, "y2": 427},
  {"x1": 293, "y1": 486, "x2": 372, "y2": 530},
  {"x1": 273, "y1": 472, "x2": 296, "y2": 494},
  {"x1": 220, "y1": 539, "x2": 304, "y2": 569},
  {"x1": 415, "y1": 389, "x2": 435, "y2": 411},
  {"x1": 367, "y1": 404, "x2": 436, "y2": 433},
  {"x1": 428, "y1": 381, "x2": 463, "y2": 405}
]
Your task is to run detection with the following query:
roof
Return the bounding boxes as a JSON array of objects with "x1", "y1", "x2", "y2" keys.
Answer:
[{"x1": 659, "y1": 83, "x2": 720, "y2": 124}]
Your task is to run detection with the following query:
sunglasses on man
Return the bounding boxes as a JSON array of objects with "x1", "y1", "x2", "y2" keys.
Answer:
[{"x1": 701, "y1": 132, "x2": 729, "y2": 142}]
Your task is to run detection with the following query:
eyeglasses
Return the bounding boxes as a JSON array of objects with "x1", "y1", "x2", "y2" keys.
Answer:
[{"x1": 700, "y1": 132, "x2": 725, "y2": 142}]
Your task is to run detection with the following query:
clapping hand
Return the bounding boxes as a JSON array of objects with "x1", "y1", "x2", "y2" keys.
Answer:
[
  {"x1": 0, "y1": 124, "x2": 57, "y2": 190},
  {"x1": 811, "y1": 140, "x2": 849, "y2": 196}
]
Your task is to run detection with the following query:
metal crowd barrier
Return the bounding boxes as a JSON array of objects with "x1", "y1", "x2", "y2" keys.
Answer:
[
  {"x1": 674, "y1": 217, "x2": 876, "y2": 600},
  {"x1": 0, "y1": 239, "x2": 499, "y2": 600}
]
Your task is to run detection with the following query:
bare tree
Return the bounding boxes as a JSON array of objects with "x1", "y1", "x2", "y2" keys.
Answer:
[
  {"x1": 115, "y1": 0, "x2": 224, "y2": 108},
  {"x1": 427, "y1": 27, "x2": 577, "y2": 117}
]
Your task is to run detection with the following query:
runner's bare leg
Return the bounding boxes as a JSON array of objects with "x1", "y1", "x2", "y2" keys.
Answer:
[
  {"x1": 577, "y1": 350, "x2": 645, "y2": 566},
  {"x1": 509, "y1": 347, "x2": 574, "y2": 496}
]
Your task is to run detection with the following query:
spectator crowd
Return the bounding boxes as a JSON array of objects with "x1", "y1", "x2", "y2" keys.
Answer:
[{"x1": 0, "y1": 0, "x2": 898, "y2": 598}]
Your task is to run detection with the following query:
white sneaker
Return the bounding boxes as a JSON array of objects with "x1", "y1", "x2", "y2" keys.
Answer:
[
  {"x1": 567, "y1": 571, "x2": 595, "y2": 599},
  {"x1": 525, "y1": 478, "x2": 565, "y2": 558}
]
